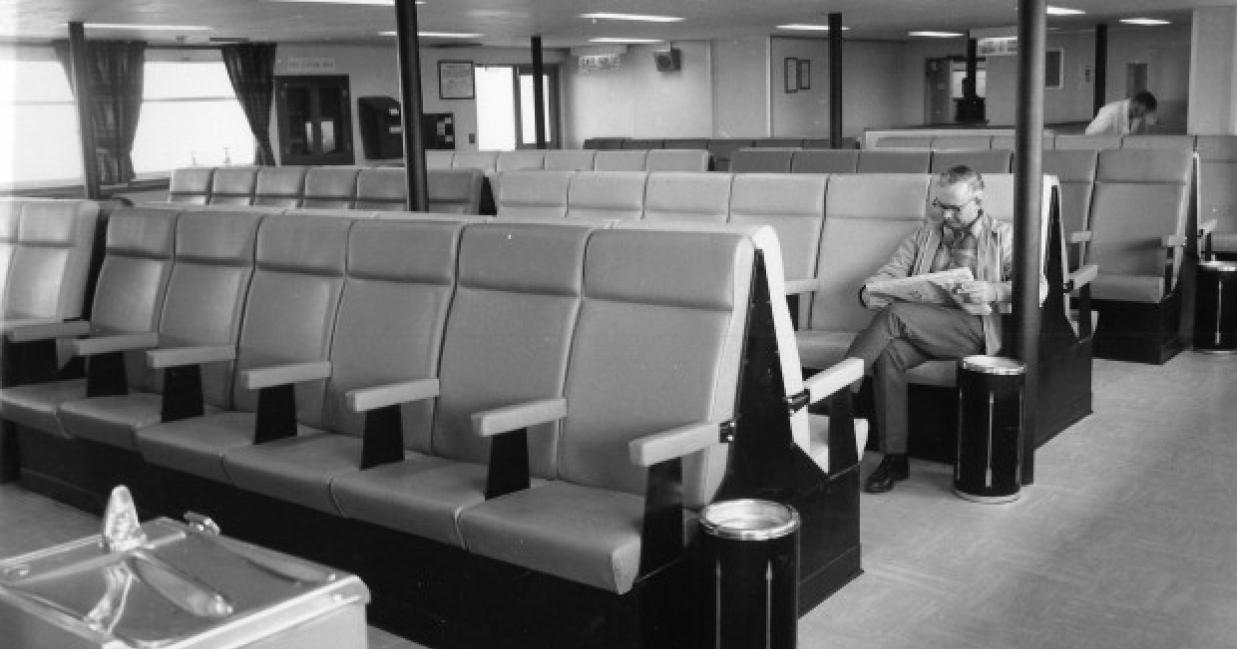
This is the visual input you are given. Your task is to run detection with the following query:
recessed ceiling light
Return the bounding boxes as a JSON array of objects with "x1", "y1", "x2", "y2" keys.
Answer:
[
  {"x1": 1120, "y1": 17, "x2": 1170, "y2": 26},
  {"x1": 776, "y1": 24, "x2": 851, "y2": 32},
  {"x1": 908, "y1": 31, "x2": 964, "y2": 38},
  {"x1": 588, "y1": 37, "x2": 665, "y2": 44},
  {"x1": 580, "y1": 12, "x2": 683, "y2": 23},
  {"x1": 1047, "y1": 6, "x2": 1085, "y2": 15},
  {"x1": 79, "y1": 23, "x2": 212, "y2": 31}
]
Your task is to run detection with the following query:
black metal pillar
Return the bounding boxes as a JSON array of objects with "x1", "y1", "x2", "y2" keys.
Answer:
[
  {"x1": 395, "y1": 0, "x2": 429, "y2": 211},
  {"x1": 828, "y1": 13, "x2": 843, "y2": 148},
  {"x1": 1013, "y1": 0, "x2": 1046, "y2": 485},
  {"x1": 67, "y1": 22, "x2": 101, "y2": 199},
  {"x1": 531, "y1": 36, "x2": 547, "y2": 149},
  {"x1": 1093, "y1": 23, "x2": 1108, "y2": 115},
  {"x1": 965, "y1": 37, "x2": 979, "y2": 98}
]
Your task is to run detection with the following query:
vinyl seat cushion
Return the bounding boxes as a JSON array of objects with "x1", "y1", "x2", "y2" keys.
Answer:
[
  {"x1": 0, "y1": 379, "x2": 87, "y2": 437},
  {"x1": 223, "y1": 432, "x2": 366, "y2": 514},
  {"x1": 58, "y1": 392, "x2": 221, "y2": 451},
  {"x1": 136, "y1": 411, "x2": 262, "y2": 482}
]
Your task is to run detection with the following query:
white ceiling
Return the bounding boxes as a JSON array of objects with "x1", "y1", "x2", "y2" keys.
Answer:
[{"x1": 0, "y1": 0, "x2": 1214, "y2": 48}]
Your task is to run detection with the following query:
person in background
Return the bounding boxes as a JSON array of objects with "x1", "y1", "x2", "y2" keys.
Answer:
[{"x1": 1085, "y1": 91, "x2": 1158, "y2": 136}]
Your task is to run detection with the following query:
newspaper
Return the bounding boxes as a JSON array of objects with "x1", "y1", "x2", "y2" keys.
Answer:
[{"x1": 864, "y1": 268, "x2": 992, "y2": 315}]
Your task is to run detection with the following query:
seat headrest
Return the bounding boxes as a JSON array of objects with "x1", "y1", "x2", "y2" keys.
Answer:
[
  {"x1": 304, "y1": 167, "x2": 361, "y2": 197},
  {"x1": 584, "y1": 229, "x2": 753, "y2": 311},
  {"x1": 457, "y1": 222, "x2": 591, "y2": 296},
  {"x1": 1043, "y1": 150, "x2": 1099, "y2": 182},
  {"x1": 105, "y1": 208, "x2": 179, "y2": 258},
  {"x1": 1096, "y1": 148, "x2": 1193, "y2": 184},
  {"x1": 427, "y1": 168, "x2": 484, "y2": 200},
  {"x1": 169, "y1": 167, "x2": 214, "y2": 192},
  {"x1": 568, "y1": 172, "x2": 648, "y2": 209},
  {"x1": 644, "y1": 172, "x2": 733, "y2": 218},
  {"x1": 255, "y1": 166, "x2": 308, "y2": 195},
  {"x1": 211, "y1": 167, "x2": 259, "y2": 193},
  {"x1": 348, "y1": 219, "x2": 464, "y2": 284},
  {"x1": 356, "y1": 168, "x2": 407, "y2": 200},
  {"x1": 496, "y1": 150, "x2": 547, "y2": 171},
  {"x1": 0, "y1": 201, "x2": 20, "y2": 240},
  {"x1": 730, "y1": 173, "x2": 826, "y2": 217},
  {"x1": 825, "y1": 174, "x2": 931, "y2": 219},
  {"x1": 256, "y1": 213, "x2": 351, "y2": 275},
  {"x1": 175, "y1": 210, "x2": 263, "y2": 265},
  {"x1": 17, "y1": 200, "x2": 94, "y2": 245},
  {"x1": 453, "y1": 151, "x2": 499, "y2": 170},
  {"x1": 1195, "y1": 135, "x2": 1237, "y2": 161}
]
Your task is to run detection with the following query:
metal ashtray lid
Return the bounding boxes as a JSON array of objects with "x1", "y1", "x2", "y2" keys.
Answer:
[
  {"x1": 699, "y1": 499, "x2": 800, "y2": 541},
  {"x1": 959, "y1": 355, "x2": 1026, "y2": 376},
  {"x1": 1201, "y1": 260, "x2": 1237, "y2": 272}
]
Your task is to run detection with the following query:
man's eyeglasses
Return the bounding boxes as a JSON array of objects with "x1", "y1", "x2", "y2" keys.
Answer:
[{"x1": 932, "y1": 197, "x2": 978, "y2": 216}]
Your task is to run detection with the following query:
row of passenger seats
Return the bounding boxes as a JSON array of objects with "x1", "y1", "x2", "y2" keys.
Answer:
[
  {"x1": 729, "y1": 147, "x2": 1014, "y2": 174},
  {"x1": 168, "y1": 165, "x2": 488, "y2": 214},
  {"x1": 427, "y1": 148, "x2": 711, "y2": 173},
  {"x1": 870, "y1": 132, "x2": 1202, "y2": 151}
]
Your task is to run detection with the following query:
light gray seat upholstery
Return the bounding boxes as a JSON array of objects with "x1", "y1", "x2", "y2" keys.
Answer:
[
  {"x1": 543, "y1": 149, "x2": 597, "y2": 171},
  {"x1": 426, "y1": 150, "x2": 455, "y2": 170},
  {"x1": 451, "y1": 151, "x2": 499, "y2": 174},
  {"x1": 931, "y1": 149, "x2": 1013, "y2": 173},
  {"x1": 135, "y1": 214, "x2": 351, "y2": 481},
  {"x1": 1043, "y1": 149, "x2": 1100, "y2": 265},
  {"x1": 2, "y1": 199, "x2": 99, "y2": 326},
  {"x1": 427, "y1": 168, "x2": 486, "y2": 214},
  {"x1": 1195, "y1": 136, "x2": 1237, "y2": 254},
  {"x1": 645, "y1": 149, "x2": 711, "y2": 172},
  {"x1": 253, "y1": 167, "x2": 308, "y2": 207},
  {"x1": 495, "y1": 171, "x2": 572, "y2": 219},
  {"x1": 858, "y1": 149, "x2": 932, "y2": 173},
  {"x1": 207, "y1": 167, "x2": 259, "y2": 205},
  {"x1": 301, "y1": 167, "x2": 360, "y2": 209},
  {"x1": 643, "y1": 172, "x2": 733, "y2": 223},
  {"x1": 496, "y1": 150, "x2": 546, "y2": 173},
  {"x1": 624, "y1": 139, "x2": 662, "y2": 150},
  {"x1": 730, "y1": 148, "x2": 795, "y2": 173},
  {"x1": 932, "y1": 135, "x2": 993, "y2": 149},
  {"x1": 458, "y1": 228, "x2": 753, "y2": 594},
  {"x1": 991, "y1": 134, "x2": 1054, "y2": 151},
  {"x1": 1121, "y1": 135, "x2": 1197, "y2": 150},
  {"x1": 593, "y1": 150, "x2": 648, "y2": 172},
  {"x1": 566, "y1": 172, "x2": 647, "y2": 220},
  {"x1": 168, "y1": 168, "x2": 214, "y2": 205},
  {"x1": 0, "y1": 208, "x2": 177, "y2": 436},
  {"x1": 354, "y1": 168, "x2": 408, "y2": 210},
  {"x1": 728, "y1": 173, "x2": 827, "y2": 286},
  {"x1": 225, "y1": 219, "x2": 466, "y2": 514},
  {"x1": 333, "y1": 222, "x2": 592, "y2": 546},
  {"x1": 706, "y1": 139, "x2": 754, "y2": 172},
  {"x1": 57, "y1": 210, "x2": 263, "y2": 450},
  {"x1": 0, "y1": 201, "x2": 19, "y2": 310},
  {"x1": 754, "y1": 138, "x2": 804, "y2": 148},
  {"x1": 874, "y1": 135, "x2": 933, "y2": 148},
  {"x1": 792, "y1": 149, "x2": 859, "y2": 173},
  {"x1": 1053, "y1": 135, "x2": 1121, "y2": 151},
  {"x1": 662, "y1": 138, "x2": 708, "y2": 150}
]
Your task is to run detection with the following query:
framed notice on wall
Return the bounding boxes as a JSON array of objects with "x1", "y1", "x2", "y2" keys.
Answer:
[
  {"x1": 438, "y1": 60, "x2": 475, "y2": 100},
  {"x1": 784, "y1": 57, "x2": 798, "y2": 93}
]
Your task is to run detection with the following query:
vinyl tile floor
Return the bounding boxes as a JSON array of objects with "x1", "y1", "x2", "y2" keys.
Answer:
[{"x1": 1, "y1": 352, "x2": 1234, "y2": 649}]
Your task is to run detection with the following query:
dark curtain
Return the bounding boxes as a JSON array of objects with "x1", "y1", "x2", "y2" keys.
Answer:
[
  {"x1": 221, "y1": 43, "x2": 278, "y2": 165},
  {"x1": 53, "y1": 40, "x2": 146, "y2": 185}
]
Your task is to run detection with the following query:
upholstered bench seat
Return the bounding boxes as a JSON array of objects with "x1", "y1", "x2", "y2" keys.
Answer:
[
  {"x1": 0, "y1": 379, "x2": 87, "y2": 436},
  {"x1": 1090, "y1": 274, "x2": 1170, "y2": 303},
  {"x1": 796, "y1": 330, "x2": 857, "y2": 370},
  {"x1": 223, "y1": 433, "x2": 366, "y2": 514},
  {"x1": 58, "y1": 393, "x2": 222, "y2": 451},
  {"x1": 136, "y1": 411, "x2": 262, "y2": 482}
]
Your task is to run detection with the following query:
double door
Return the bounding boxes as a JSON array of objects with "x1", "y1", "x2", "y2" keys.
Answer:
[{"x1": 276, "y1": 75, "x2": 355, "y2": 165}]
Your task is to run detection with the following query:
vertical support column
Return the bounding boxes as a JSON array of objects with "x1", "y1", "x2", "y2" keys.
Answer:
[
  {"x1": 531, "y1": 36, "x2": 547, "y2": 149},
  {"x1": 67, "y1": 22, "x2": 101, "y2": 199},
  {"x1": 1093, "y1": 23, "x2": 1108, "y2": 116},
  {"x1": 963, "y1": 37, "x2": 979, "y2": 122},
  {"x1": 395, "y1": 0, "x2": 429, "y2": 211},
  {"x1": 828, "y1": 13, "x2": 843, "y2": 148},
  {"x1": 1014, "y1": 0, "x2": 1046, "y2": 486}
]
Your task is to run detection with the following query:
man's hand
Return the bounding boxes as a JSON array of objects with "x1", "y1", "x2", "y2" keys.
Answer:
[{"x1": 954, "y1": 280, "x2": 999, "y2": 306}]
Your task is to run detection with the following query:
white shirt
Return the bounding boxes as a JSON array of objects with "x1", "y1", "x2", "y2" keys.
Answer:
[{"x1": 1085, "y1": 99, "x2": 1136, "y2": 136}]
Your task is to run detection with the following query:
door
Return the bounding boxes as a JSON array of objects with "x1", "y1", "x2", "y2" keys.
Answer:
[
  {"x1": 474, "y1": 65, "x2": 559, "y2": 150},
  {"x1": 276, "y1": 75, "x2": 355, "y2": 165}
]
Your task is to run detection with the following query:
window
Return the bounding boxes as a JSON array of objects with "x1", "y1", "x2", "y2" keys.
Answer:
[
  {"x1": 1045, "y1": 49, "x2": 1064, "y2": 90},
  {"x1": 131, "y1": 59, "x2": 255, "y2": 173},
  {"x1": 0, "y1": 54, "x2": 83, "y2": 187}
]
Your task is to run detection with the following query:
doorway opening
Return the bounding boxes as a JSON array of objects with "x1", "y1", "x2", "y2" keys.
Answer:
[{"x1": 474, "y1": 64, "x2": 559, "y2": 150}]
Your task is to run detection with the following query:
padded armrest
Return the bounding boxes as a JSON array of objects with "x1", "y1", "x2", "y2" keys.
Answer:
[
  {"x1": 1068, "y1": 230, "x2": 1092, "y2": 244},
  {"x1": 628, "y1": 421, "x2": 720, "y2": 468},
  {"x1": 71, "y1": 332, "x2": 159, "y2": 357},
  {"x1": 346, "y1": 378, "x2": 440, "y2": 413},
  {"x1": 1161, "y1": 234, "x2": 1186, "y2": 248},
  {"x1": 472, "y1": 398, "x2": 567, "y2": 438},
  {"x1": 784, "y1": 278, "x2": 818, "y2": 296},
  {"x1": 1068, "y1": 264, "x2": 1099, "y2": 290},
  {"x1": 147, "y1": 345, "x2": 237, "y2": 370},
  {"x1": 5, "y1": 319, "x2": 90, "y2": 342},
  {"x1": 241, "y1": 361, "x2": 332, "y2": 391},
  {"x1": 1200, "y1": 219, "x2": 1218, "y2": 236},
  {"x1": 805, "y1": 358, "x2": 864, "y2": 406}
]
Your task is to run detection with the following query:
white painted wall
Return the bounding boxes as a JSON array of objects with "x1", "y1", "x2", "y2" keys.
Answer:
[
  {"x1": 1189, "y1": 7, "x2": 1237, "y2": 134},
  {"x1": 712, "y1": 37, "x2": 769, "y2": 138}
]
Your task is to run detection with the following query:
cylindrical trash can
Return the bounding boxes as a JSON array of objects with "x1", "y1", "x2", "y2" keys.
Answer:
[
  {"x1": 1194, "y1": 260, "x2": 1237, "y2": 353},
  {"x1": 697, "y1": 499, "x2": 800, "y2": 649},
  {"x1": 953, "y1": 355, "x2": 1025, "y2": 504}
]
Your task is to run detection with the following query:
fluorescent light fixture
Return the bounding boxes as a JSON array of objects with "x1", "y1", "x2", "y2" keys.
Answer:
[
  {"x1": 80, "y1": 23, "x2": 211, "y2": 31},
  {"x1": 588, "y1": 37, "x2": 664, "y2": 44},
  {"x1": 908, "y1": 31, "x2": 964, "y2": 38},
  {"x1": 776, "y1": 24, "x2": 850, "y2": 32},
  {"x1": 1046, "y1": 6, "x2": 1085, "y2": 15},
  {"x1": 580, "y1": 12, "x2": 682, "y2": 23},
  {"x1": 265, "y1": 0, "x2": 425, "y2": 4},
  {"x1": 1120, "y1": 17, "x2": 1170, "y2": 26},
  {"x1": 379, "y1": 30, "x2": 482, "y2": 38}
]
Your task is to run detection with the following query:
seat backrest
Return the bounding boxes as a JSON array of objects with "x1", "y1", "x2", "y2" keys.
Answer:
[
  {"x1": 991, "y1": 134, "x2": 1054, "y2": 151},
  {"x1": 354, "y1": 167, "x2": 408, "y2": 210},
  {"x1": 1043, "y1": 149, "x2": 1100, "y2": 239},
  {"x1": 543, "y1": 149, "x2": 597, "y2": 171},
  {"x1": 1053, "y1": 134, "x2": 1121, "y2": 151},
  {"x1": 0, "y1": 200, "x2": 20, "y2": 309},
  {"x1": 207, "y1": 167, "x2": 258, "y2": 205},
  {"x1": 566, "y1": 172, "x2": 647, "y2": 220},
  {"x1": 1088, "y1": 148, "x2": 1193, "y2": 278},
  {"x1": 558, "y1": 228, "x2": 753, "y2": 506},
  {"x1": 645, "y1": 149, "x2": 711, "y2": 172},
  {"x1": 252, "y1": 166, "x2": 308, "y2": 207},
  {"x1": 858, "y1": 149, "x2": 932, "y2": 173},
  {"x1": 431, "y1": 222, "x2": 592, "y2": 475},
  {"x1": 808, "y1": 174, "x2": 929, "y2": 332},
  {"x1": 159, "y1": 210, "x2": 263, "y2": 407},
  {"x1": 322, "y1": 219, "x2": 465, "y2": 444},
  {"x1": 582, "y1": 137, "x2": 625, "y2": 150},
  {"x1": 874, "y1": 135, "x2": 933, "y2": 148},
  {"x1": 706, "y1": 139, "x2": 755, "y2": 172},
  {"x1": 932, "y1": 135, "x2": 994, "y2": 149},
  {"x1": 1121, "y1": 135, "x2": 1196, "y2": 150},
  {"x1": 730, "y1": 148, "x2": 795, "y2": 173},
  {"x1": 496, "y1": 170, "x2": 572, "y2": 219},
  {"x1": 662, "y1": 138, "x2": 709, "y2": 150},
  {"x1": 87, "y1": 207, "x2": 179, "y2": 389},
  {"x1": 1195, "y1": 135, "x2": 1237, "y2": 232},
  {"x1": 5, "y1": 200, "x2": 99, "y2": 324},
  {"x1": 931, "y1": 149, "x2": 1013, "y2": 173},
  {"x1": 728, "y1": 173, "x2": 827, "y2": 282},
  {"x1": 231, "y1": 214, "x2": 351, "y2": 424},
  {"x1": 624, "y1": 138, "x2": 663, "y2": 150},
  {"x1": 452, "y1": 151, "x2": 499, "y2": 173},
  {"x1": 791, "y1": 149, "x2": 859, "y2": 173},
  {"x1": 643, "y1": 172, "x2": 733, "y2": 223},
  {"x1": 496, "y1": 150, "x2": 547, "y2": 173},
  {"x1": 168, "y1": 168, "x2": 215, "y2": 205},
  {"x1": 301, "y1": 167, "x2": 360, "y2": 208},
  {"x1": 755, "y1": 138, "x2": 804, "y2": 148},
  {"x1": 427, "y1": 168, "x2": 486, "y2": 214},
  {"x1": 593, "y1": 150, "x2": 648, "y2": 171},
  {"x1": 426, "y1": 150, "x2": 455, "y2": 170}
]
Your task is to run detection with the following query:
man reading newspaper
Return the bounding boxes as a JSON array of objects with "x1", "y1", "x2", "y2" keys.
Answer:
[{"x1": 846, "y1": 166, "x2": 1037, "y2": 494}]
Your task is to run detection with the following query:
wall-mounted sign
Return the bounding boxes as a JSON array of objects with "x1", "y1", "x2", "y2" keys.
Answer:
[
  {"x1": 978, "y1": 37, "x2": 1018, "y2": 57},
  {"x1": 283, "y1": 56, "x2": 337, "y2": 73},
  {"x1": 578, "y1": 53, "x2": 623, "y2": 72},
  {"x1": 438, "y1": 60, "x2": 475, "y2": 100}
]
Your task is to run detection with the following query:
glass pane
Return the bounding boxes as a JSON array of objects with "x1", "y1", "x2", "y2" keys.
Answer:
[
  {"x1": 0, "y1": 104, "x2": 83, "y2": 185},
  {"x1": 318, "y1": 86, "x2": 345, "y2": 154},
  {"x1": 144, "y1": 61, "x2": 235, "y2": 100},
  {"x1": 474, "y1": 66, "x2": 515, "y2": 151},
  {"x1": 285, "y1": 87, "x2": 313, "y2": 156},
  {"x1": 518, "y1": 73, "x2": 553, "y2": 145},
  {"x1": 131, "y1": 99, "x2": 255, "y2": 172},
  {"x1": 1, "y1": 58, "x2": 74, "y2": 103}
]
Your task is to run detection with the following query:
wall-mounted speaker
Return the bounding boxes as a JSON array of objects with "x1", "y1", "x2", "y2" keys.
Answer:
[{"x1": 653, "y1": 48, "x2": 681, "y2": 72}]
